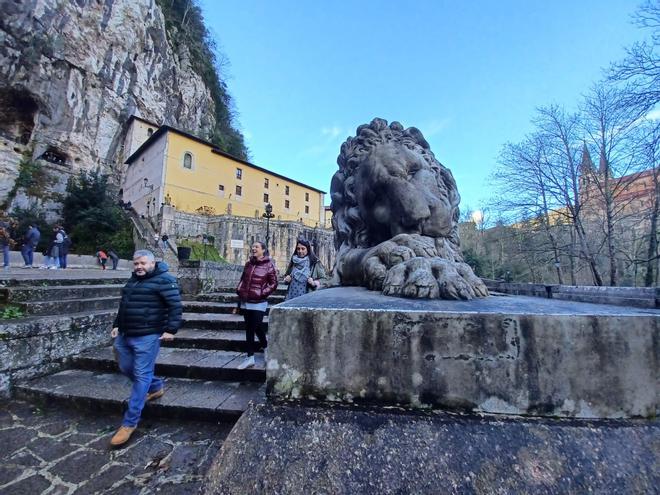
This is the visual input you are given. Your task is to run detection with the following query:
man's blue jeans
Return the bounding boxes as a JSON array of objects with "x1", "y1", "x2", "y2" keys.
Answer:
[
  {"x1": 2, "y1": 244, "x2": 9, "y2": 267},
  {"x1": 114, "y1": 333, "x2": 164, "y2": 427},
  {"x1": 21, "y1": 244, "x2": 34, "y2": 266}
]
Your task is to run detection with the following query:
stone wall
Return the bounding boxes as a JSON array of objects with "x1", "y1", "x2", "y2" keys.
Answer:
[
  {"x1": 178, "y1": 260, "x2": 243, "y2": 296},
  {"x1": 160, "y1": 209, "x2": 335, "y2": 272},
  {"x1": 0, "y1": 312, "x2": 115, "y2": 397},
  {"x1": 486, "y1": 280, "x2": 660, "y2": 309}
]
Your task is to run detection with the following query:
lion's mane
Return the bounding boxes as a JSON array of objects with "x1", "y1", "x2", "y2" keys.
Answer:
[{"x1": 330, "y1": 118, "x2": 461, "y2": 251}]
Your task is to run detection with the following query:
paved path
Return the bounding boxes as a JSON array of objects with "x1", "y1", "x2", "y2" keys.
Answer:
[{"x1": 0, "y1": 399, "x2": 232, "y2": 494}]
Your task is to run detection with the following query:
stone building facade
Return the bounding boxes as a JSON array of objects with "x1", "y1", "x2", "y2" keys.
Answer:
[{"x1": 158, "y1": 205, "x2": 335, "y2": 273}]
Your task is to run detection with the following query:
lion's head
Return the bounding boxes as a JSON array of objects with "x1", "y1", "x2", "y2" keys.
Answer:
[{"x1": 330, "y1": 118, "x2": 461, "y2": 251}]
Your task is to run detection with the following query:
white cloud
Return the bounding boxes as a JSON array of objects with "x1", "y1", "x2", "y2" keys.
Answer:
[
  {"x1": 420, "y1": 118, "x2": 451, "y2": 138},
  {"x1": 321, "y1": 126, "x2": 342, "y2": 138},
  {"x1": 299, "y1": 125, "x2": 346, "y2": 157},
  {"x1": 645, "y1": 108, "x2": 660, "y2": 121}
]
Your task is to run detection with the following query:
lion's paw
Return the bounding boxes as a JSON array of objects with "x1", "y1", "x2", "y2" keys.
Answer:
[{"x1": 379, "y1": 256, "x2": 487, "y2": 300}]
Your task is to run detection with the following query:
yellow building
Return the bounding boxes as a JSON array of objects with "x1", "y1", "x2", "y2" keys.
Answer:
[{"x1": 123, "y1": 118, "x2": 326, "y2": 227}]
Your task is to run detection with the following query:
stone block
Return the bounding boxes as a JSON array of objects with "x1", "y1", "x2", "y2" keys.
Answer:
[
  {"x1": 267, "y1": 287, "x2": 659, "y2": 418},
  {"x1": 203, "y1": 402, "x2": 660, "y2": 495}
]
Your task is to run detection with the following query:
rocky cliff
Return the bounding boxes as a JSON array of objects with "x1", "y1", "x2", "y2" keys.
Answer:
[{"x1": 0, "y1": 0, "x2": 220, "y2": 215}]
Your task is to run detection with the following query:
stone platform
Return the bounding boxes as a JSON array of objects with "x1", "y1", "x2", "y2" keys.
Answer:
[
  {"x1": 203, "y1": 401, "x2": 658, "y2": 495},
  {"x1": 267, "y1": 288, "x2": 658, "y2": 418}
]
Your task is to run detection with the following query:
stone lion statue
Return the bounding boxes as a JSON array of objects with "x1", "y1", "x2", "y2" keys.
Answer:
[{"x1": 330, "y1": 118, "x2": 488, "y2": 300}]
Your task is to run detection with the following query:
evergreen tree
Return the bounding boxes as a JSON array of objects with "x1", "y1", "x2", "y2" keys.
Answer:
[{"x1": 62, "y1": 170, "x2": 134, "y2": 258}]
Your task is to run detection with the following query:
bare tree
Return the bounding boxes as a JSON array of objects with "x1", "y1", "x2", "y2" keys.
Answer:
[
  {"x1": 609, "y1": 1, "x2": 660, "y2": 113},
  {"x1": 580, "y1": 82, "x2": 647, "y2": 285},
  {"x1": 534, "y1": 105, "x2": 605, "y2": 286},
  {"x1": 493, "y1": 134, "x2": 566, "y2": 283}
]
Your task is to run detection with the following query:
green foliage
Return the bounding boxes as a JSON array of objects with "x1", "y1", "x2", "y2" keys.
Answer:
[
  {"x1": 177, "y1": 238, "x2": 226, "y2": 262},
  {"x1": 61, "y1": 170, "x2": 134, "y2": 258},
  {"x1": 155, "y1": 0, "x2": 248, "y2": 159},
  {"x1": 2, "y1": 153, "x2": 53, "y2": 210},
  {"x1": 1, "y1": 305, "x2": 25, "y2": 319},
  {"x1": 462, "y1": 248, "x2": 485, "y2": 277}
]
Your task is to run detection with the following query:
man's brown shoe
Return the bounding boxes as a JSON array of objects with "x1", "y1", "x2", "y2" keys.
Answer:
[
  {"x1": 110, "y1": 426, "x2": 136, "y2": 447},
  {"x1": 146, "y1": 388, "x2": 164, "y2": 401}
]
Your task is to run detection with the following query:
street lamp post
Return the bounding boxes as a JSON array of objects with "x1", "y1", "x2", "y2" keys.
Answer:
[{"x1": 262, "y1": 203, "x2": 275, "y2": 250}]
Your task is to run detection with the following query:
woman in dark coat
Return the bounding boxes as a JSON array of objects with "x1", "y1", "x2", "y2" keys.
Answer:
[
  {"x1": 235, "y1": 241, "x2": 278, "y2": 369},
  {"x1": 283, "y1": 239, "x2": 327, "y2": 300}
]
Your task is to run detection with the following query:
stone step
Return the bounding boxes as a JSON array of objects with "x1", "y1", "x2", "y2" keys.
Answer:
[
  {"x1": 196, "y1": 292, "x2": 285, "y2": 304},
  {"x1": 0, "y1": 283, "x2": 123, "y2": 303},
  {"x1": 14, "y1": 369, "x2": 265, "y2": 422},
  {"x1": 19, "y1": 296, "x2": 121, "y2": 316},
  {"x1": 181, "y1": 312, "x2": 269, "y2": 330},
  {"x1": 182, "y1": 301, "x2": 271, "y2": 314},
  {"x1": 0, "y1": 276, "x2": 128, "y2": 288},
  {"x1": 161, "y1": 328, "x2": 250, "y2": 352},
  {"x1": 73, "y1": 346, "x2": 266, "y2": 382}
]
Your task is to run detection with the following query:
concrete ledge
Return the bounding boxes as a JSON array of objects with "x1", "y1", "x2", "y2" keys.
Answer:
[
  {"x1": 267, "y1": 287, "x2": 659, "y2": 419},
  {"x1": 0, "y1": 311, "x2": 115, "y2": 397},
  {"x1": 203, "y1": 401, "x2": 659, "y2": 494},
  {"x1": 486, "y1": 281, "x2": 660, "y2": 309}
]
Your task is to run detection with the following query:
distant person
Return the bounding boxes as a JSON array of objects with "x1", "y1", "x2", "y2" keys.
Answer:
[
  {"x1": 153, "y1": 233, "x2": 160, "y2": 248},
  {"x1": 40, "y1": 230, "x2": 60, "y2": 269},
  {"x1": 96, "y1": 249, "x2": 108, "y2": 269},
  {"x1": 235, "y1": 241, "x2": 277, "y2": 370},
  {"x1": 283, "y1": 239, "x2": 327, "y2": 300},
  {"x1": 57, "y1": 227, "x2": 71, "y2": 269},
  {"x1": 109, "y1": 250, "x2": 182, "y2": 447},
  {"x1": 21, "y1": 224, "x2": 40, "y2": 268},
  {"x1": 108, "y1": 248, "x2": 120, "y2": 270},
  {"x1": 0, "y1": 218, "x2": 11, "y2": 271},
  {"x1": 161, "y1": 233, "x2": 169, "y2": 250}
]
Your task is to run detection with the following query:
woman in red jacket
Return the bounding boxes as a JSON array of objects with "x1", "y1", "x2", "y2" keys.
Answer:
[{"x1": 235, "y1": 241, "x2": 278, "y2": 369}]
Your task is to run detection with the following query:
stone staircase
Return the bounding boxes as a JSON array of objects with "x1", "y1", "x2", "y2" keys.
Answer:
[
  {"x1": 0, "y1": 277, "x2": 125, "y2": 316},
  {"x1": 13, "y1": 283, "x2": 287, "y2": 423}
]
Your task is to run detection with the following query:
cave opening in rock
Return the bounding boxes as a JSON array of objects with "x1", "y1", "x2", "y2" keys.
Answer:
[
  {"x1": 40, "y1": 146, "x2": 69, "y2": 166},
  {"x1": 0, "y1": 87, "x2": 38, "y2": 145}
]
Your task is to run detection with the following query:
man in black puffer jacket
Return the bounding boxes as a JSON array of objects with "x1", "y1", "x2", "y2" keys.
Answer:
[{"x1": 109, "y1": 250, "x2": 182, "y2": 447}]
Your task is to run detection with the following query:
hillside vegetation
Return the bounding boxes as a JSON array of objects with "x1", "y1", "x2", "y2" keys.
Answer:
[{"x1": 156, "y1": 0, "x2": 248, "y2": 160}]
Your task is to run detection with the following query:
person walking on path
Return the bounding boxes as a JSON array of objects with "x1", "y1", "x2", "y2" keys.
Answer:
[
  {"x1": 283, "y1": 239, "x2": 327, "y2": 300},
  {"x1": 109, "y1": 250, "x2": 182, "y2": 447},
  {"x1": 57, "y1": 226, "x2": 71, "y2": 269},
  {"x1": 21, "y1": 224, "x2": 40, "y2": 268},
  {"x1": 0, "y1": 217, "x2": 12, "y2": 271},
  {"x1": 235, "y1": 241, "x2": 277, "y2": 370},
  {"x1": 108, "y1": 248, "x2": 120, "y2": 270}
]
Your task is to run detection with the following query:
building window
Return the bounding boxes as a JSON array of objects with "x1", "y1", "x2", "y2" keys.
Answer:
[
  {"x1": 285, "y1": 185, "x2": 290, "y2": 196},
  {"x1": 183, "y1": 152, "x2": 193, "y2": 169},
  {"x1": 147, "y1": 128, "x2": 154, "y2": 137},
  {"x1": 218, "y1": 184, "x2": 225, "y2": 197},
  {"x1": 264, "y1": 178, "x2": 269, "y2": 189},
  {"x1": 263, "y1": 193, "x2": 269, "y2": 203},
  {"x1": 236, "y1": 185, "x2": 242, "y2": 196},
  {"x1": 284, "y1": 199, "x2": 290, "y2": 209},
  {"x1": 305, "y1": 205, "x2": 309, "y2": 214},
  {"x1": 236, "y1": 168, "x2": 242, "y2": 179}
]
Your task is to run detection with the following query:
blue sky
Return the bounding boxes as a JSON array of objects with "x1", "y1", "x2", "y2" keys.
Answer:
[{"x1": 199, "y1": 1, "x2": 643, "y2": 212}]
